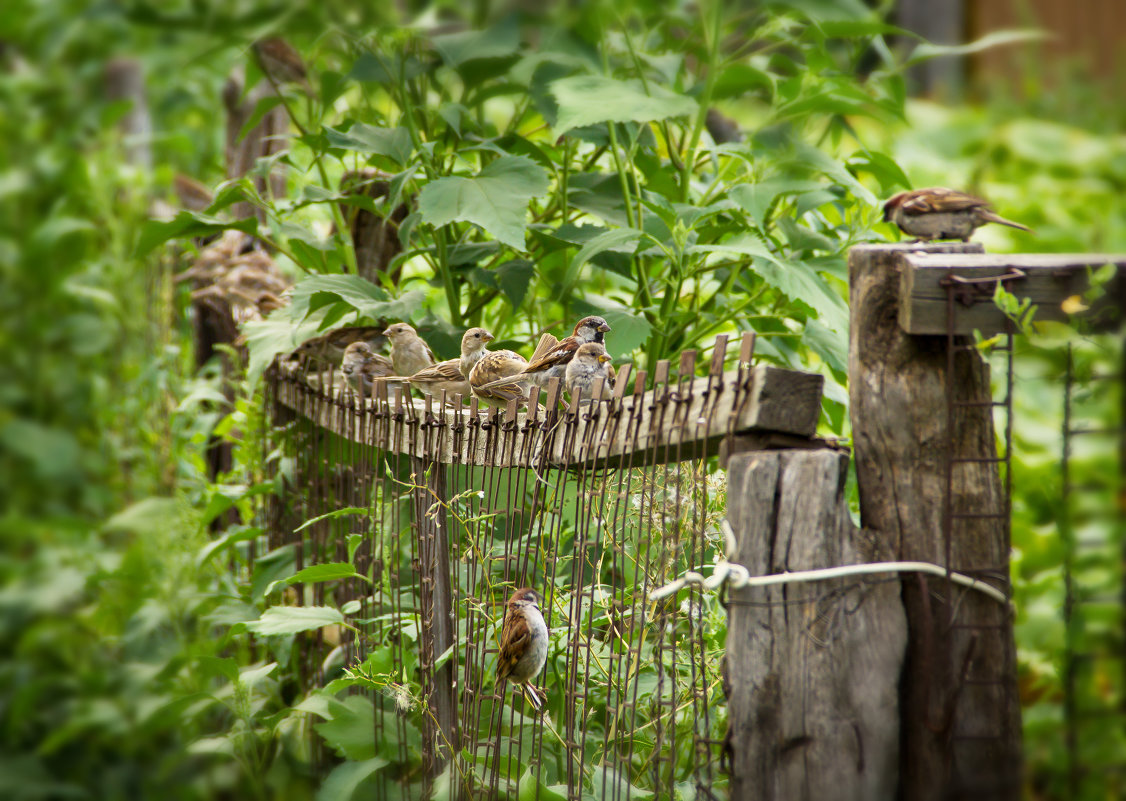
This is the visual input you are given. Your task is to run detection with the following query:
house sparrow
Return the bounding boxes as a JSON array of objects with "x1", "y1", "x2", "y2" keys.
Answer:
[
  {"x1": 251, "y1": 37, "x2": 311, "y2": 92},
  {"x1": 383, "y1": 323, "x2": 437, "y2": 378},
  {"x1": 564, "y1": 342, "x2": 614, "y2": 403},
  {"x1": 376, "y1": 327, "x2": 494, "y2": 401},
  {"x1": 293, "y1": 326, "x2": 388, "y2": 367},
  {"x1": 470, "y1": 348, "x2": 531, "y2": 409},
  {"x1": 476, "y1": 316, "x2": 611, "y2": 393},
  {"x1": 341, "y1": 341, "x2": 395, "y2": 395},
  {"x1": 497, "y1": 587, "x2": 549, "y2": 710},
  {"x1": 883, "y1": 187, "x2": 1032, "y2": 242}
]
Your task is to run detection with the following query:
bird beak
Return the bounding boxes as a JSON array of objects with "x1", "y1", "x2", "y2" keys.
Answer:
[
  {"x1": 598, "y1": 355, "x2": 611, "y2": 364},
  {"x1": 382, "y1": 327, "x2": 393, "y2": 336},
  {"x1": 597, "y1": 323, "x2": 611, "y2": 333},
  {"x1": 483, "y1": 332, "x2": 494, "y2": 342}
]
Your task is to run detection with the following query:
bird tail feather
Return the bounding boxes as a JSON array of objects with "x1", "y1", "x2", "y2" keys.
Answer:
[{"x1": 981, "y1": 211, "x2": 1032, "y2": 232}]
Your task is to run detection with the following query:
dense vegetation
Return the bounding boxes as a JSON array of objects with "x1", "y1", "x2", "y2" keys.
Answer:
[{"x1": 1, "y1": 1, "x2": 1121, "y2": 799}]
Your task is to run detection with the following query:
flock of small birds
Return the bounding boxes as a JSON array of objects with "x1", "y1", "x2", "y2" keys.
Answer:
[{"x1": 325, "y1": 315, "x2": 616, "y2": 409}]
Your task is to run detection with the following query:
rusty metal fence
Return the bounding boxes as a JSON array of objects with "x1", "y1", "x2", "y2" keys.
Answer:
[{"x1": 260, "y1": 333, "x2": 798, "y2": 799}]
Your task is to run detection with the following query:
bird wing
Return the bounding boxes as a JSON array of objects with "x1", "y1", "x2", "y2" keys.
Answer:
[
  {"x1": 406, "y1": 358, "x2": 462, "y2": 382},
  {"x1": 901, "y1": 187, "x2": 989, "y2": 216}
]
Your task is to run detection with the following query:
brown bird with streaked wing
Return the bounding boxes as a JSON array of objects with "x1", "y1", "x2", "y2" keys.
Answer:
[{"x1": 883, "y1": 187, "x2": 1031, "y2": 243}]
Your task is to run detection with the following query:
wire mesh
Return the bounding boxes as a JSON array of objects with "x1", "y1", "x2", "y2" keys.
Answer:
[
  {"x1": 263, "y1": 334, "x2": 760, "y2": 799},
  {"x1": 1061, "y1": 340, "x2": 1126, "y2": 799}
]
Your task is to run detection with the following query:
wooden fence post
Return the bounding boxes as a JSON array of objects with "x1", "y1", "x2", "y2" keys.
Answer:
[
  {"x1": 848, "y1": 243, "x2": 1022, "y2": 800},
  {"x1": 411, "y1": 455, "x2": 456, "y2": 775},
  {"x1": 725, "y1": 449, "x2": 907, "y2": 801}
]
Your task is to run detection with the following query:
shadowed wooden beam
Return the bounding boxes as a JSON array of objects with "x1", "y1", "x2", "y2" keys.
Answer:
[
  {"x1": 274, "y1": 361, "x2": 824, "y2": 469},
  {"x1": 899, "y1": 252, "x2": 1125, "y2": 335}
]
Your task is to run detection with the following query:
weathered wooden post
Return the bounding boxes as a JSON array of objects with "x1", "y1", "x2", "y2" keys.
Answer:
[
  {"x1": 848, "y1": 242, "x2": 1021, "y2": 800},
  {"x1": 725, "y1": 449, "x2": 907, "y2": 801}
]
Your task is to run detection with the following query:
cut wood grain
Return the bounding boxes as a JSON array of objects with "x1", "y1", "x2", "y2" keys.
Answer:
[
  {"x1": 850, "y1": 243, "x2": 1022, "y2": 800},
  {"x1": 899, "y1": 252, "x2": 1125, "y2": 335},
  {"x1": 725, "y1": 450, "x2": 906, "y2": 801}
]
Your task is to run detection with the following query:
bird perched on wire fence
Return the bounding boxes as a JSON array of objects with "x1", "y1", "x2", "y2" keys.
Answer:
[
  {"x1": 374, "y1": 327, "x2": 494, "y2": 402},
  {"x1": 497, "y1": 587, "x2": 549, "y2": 711},
  {"x1": 883, "y1": 187, "x2": 1031, "y2": 242},
  {"x1": 475, "y1": 315, "x2": 611, "y2": 394},
  {"x1": 565, "y1": 342, "x2": 614, "y2": 403},
  {"x1": 340, "y1": 341, "x2": 394, "y2": 396},
  {"x1": 383, "y1": 323, "x2": 437, "y2": 378}
]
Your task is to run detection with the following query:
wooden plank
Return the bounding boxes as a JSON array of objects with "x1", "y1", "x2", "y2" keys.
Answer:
[
  {"x1": 275, "y1": 361, "x2": 824, "y2": 469},
  {"x1": 725, "y1": 450, "x2": 906, "y2": 801},
  {"x1": 850, "y1": 244, "x2": 1023, "y2": 800},
  {"x1": 899, "y1": 252, "x2": 1126, "y2": 335}
]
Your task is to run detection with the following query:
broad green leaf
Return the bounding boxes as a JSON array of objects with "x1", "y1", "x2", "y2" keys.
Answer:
[
  {"x1": 566, "y1": 228, "x2": 645, "y2": 285},
  {"x1": 803, "y1": 318, "x2": 848, "y2": 374},
  {"x1": 417, "y1": 156, "x2": 549, "y2": 250},
  {"x1": 238, "y1": 661, "x2": 278, "y2": 688},
  {"x1": 518, "y1": 767, "x2": 567, "y2": 801},
  {"x1": 317, "y1": 757, "x2": 389, "y2": 801},
  {"x1": 102, "y1": 497, "x2": 182, "y2": 535},
  {"x1": 907, "y1": 29, "x2": 1046, "y2": 66},
  {"x1": 244, "y1": 606, "x2": 344, "y2": 636},
  {"x1": 324, "y1": 124, "x2": 413, "y2": 166},
  {"x1": 433, "y1": 16, "x2": 520, "y2": 67},
  {"x1": 589, "y1": 766, "x2": 653, "y2": 801},
  {"x1": 550, "y1": 75, "x2": 697, "y2": 137},
  {"x1": 791, "y1": 143, "x2": 877, "y2": 206},
  {"x1": 314, "y1": 695, "x2": 377, "y2": 761},
  {"x1": 728, "y1": 180, "x2": 824, "y2": 228},
  {"x1": 599, "y1": 308, "x2": 652, "y2": 359},
  {"x1": 242, "y1": 304, "x2": 330, "y2": 386},
  {"x1": 494, "y1": 260, "x2": 535, "y2": 309},
  {"x1": 135, "y1": 211, "x2": 257, "y2": 256}
]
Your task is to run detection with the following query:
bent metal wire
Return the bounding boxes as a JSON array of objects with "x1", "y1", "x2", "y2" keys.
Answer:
[{"x1": 263, "y1": 333, "x2": 762, "y2": 800}]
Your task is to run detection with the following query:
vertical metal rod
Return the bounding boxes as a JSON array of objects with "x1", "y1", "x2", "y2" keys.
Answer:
[{"x1": 1062, "y1": 344, "x2": 1079, "y2": 797}]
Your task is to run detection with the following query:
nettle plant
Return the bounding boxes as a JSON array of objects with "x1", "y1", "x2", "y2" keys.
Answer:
[{"x1": 146, "y1": 1, "x2": 922, "y2": 430}]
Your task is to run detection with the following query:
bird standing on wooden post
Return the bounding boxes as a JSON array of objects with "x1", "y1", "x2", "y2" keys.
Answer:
[
  {"x1": 341, "y1": 342, "x2": 394, "y2": 395},
  {"x1": 383, "y1": 322, "x2": 437, "y2": 377},
  {"x1": 497, "y1": 587, "x2": 549, "y2": 710},
  {"x1": 883, "y1": 187, "x2": 1031, "y2": 242}
]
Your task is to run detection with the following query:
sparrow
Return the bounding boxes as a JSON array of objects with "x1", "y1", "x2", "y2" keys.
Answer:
[
  {"x1": 383, "y1": 323, "x2": 437, "y2": 378},
  {"x1": 470, "y1": 348, "x2": 531, "y2": 409},
  {"x1": 497, "y1": 587, "x2": 549, "y2": 710},
  {"x1": 476, "y1": 316, "x2": 611, "y2": 393},
  {"x1": 883, "y1": 187, "x2": 1032, "y2": 242},
  {"x1": 292, "y1": 326, "x2": 388, "y2": 367},
  {"x1": 564, "y1": 342, "x2": 614, "y2": 403},
  {"x1": 341, "y1": 341, "x2": 395, "y2": 395},
  {"x1": 376, "y1": 327, "x2": 494, "y2": 401},
  {"x1": 251, "y1": 37, "x2": 311, "y2": 92}
]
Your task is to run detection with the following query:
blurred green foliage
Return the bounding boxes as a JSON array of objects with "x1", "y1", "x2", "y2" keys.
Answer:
[{"x1": 1, "y1": 0, "x2": 1123, "y2": 799}]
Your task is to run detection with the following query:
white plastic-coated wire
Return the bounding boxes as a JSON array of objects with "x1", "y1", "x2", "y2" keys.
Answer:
[{"x1": 649, "y1": 520, "x2": 1011, "y2": 608}]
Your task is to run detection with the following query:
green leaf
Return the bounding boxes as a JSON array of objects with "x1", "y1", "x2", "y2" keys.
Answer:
[
  {"x1": 589, "y1": 766, "x2": 653, "y2": 801},
  {"x1": 294, "y1": 506, "x2": 370, "y2": 532},
  {"x1": 417, "y1": 156, "x2": 549, "y2": 250},
  {"x1": 907, "y1": 29, "x2": 1046, "y2": 66},
  {"x1": 494, "y1": 260, "x2": 536, "y2": 309},
  {"x1": 550, "y1": 75, "x2": 697, "y2": 137},
  {"x1": 432, "y1": 16, "x2": 520, "y2": 67},
  {"x1": 287, "y1": 563, "x2": 362, "y2": 585},
  {"x1": 728, "y1": 180, "x2": 824, "y2": 229},
  {"x1": 314, "y1": 695, "x2": 377, "y2": 761},
  {"x1": 135, "y1": 211, "x2": 257, "y2": 256},
  {"x1": 242, "y1": 304, "x2": 329, "y2": 386},
  {"x1": 244, "y1": 606, "x2": 344, "y2": 636},
  {"x1": 600, "y1": 308, "x2": 652, "y2": 359},
  {"x1": 324, "y1": 124, "x2": 413, "y2": 166},
  {"x1": 518, "y1": 767, "x2": 567, "y2": 801},
  {"x1": 566, "y1": 228, "x2": 645, "y2": 285},
  {"x1": 317, "y1": 757, "x2": 389, "y2": 801},
  {"x1": 102, "y1": 497, "x2": 182, "y2": 535}
]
